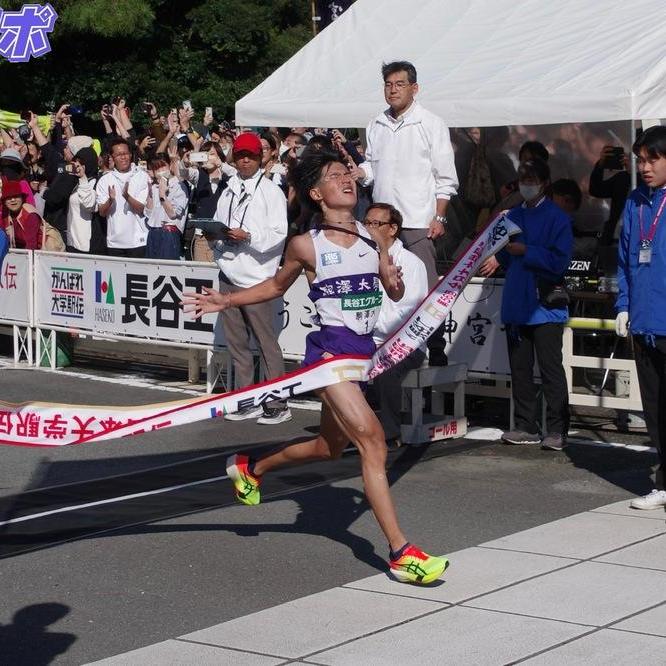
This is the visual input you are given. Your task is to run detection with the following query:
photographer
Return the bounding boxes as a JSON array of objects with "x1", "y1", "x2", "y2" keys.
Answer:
[
  {"x1": 589, "y1": 144, "x2": 631, "y2": 246},
  {"x1": 145, "y1": 158, "x2": 188, "y2": 260},
  {"x1": 180, "y1": 141, "x2": 231, "y2": 262}
]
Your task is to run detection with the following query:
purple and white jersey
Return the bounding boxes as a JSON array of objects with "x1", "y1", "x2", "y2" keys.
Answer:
[{"x1": 308, "y1": 223, "x2": 382, "y2": 336}]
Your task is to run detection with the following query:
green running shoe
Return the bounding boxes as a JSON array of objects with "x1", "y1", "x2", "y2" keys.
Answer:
[
  {"x1": 226, "y1": 454, "x2": 261, "y2": 506},
  {"x1": 389, "y1": 544, "x2": 449, "y2": 585}
]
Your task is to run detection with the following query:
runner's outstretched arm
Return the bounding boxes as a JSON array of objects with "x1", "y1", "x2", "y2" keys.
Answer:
[{"x1": 181, "y1": 235, "x2": 307, "y2": 317}]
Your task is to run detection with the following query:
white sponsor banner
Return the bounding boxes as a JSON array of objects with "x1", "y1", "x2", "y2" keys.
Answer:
[
  {"x1": 448, "y1": 278, "x2": 510, "y2": 375},
  {"x1": 1, "y1": 217, "x2": 516, "y2": 447},
  {"x1": 0, "y1": 355, "x2": 371, "y2": 447},
  {"x1": 370, "y1": 215, "x2": 520, "y2": 378},
  {"x1": 30, "y1": 250, "x2": 512, "y2": 369},
  {"x1": 0, "y1": 249, "x2": 31, "y2": 325}
]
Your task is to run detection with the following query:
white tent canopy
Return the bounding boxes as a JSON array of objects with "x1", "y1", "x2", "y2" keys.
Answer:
[{"x1": 236, "y1": 0, "x2": 666, "y2": 128}]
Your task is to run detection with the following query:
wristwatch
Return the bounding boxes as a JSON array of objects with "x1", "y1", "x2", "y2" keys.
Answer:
[{"x1": 435, "y1": 215, "x2": 447, "y2": 225}]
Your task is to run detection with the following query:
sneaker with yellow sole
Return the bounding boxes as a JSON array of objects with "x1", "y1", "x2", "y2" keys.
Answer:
[
  {"x1": 226, "y1": 454, "x2": 261, "y2": 506},
  {"x1": 389, "y1": 544, "x2": 449, "y2": 585}
]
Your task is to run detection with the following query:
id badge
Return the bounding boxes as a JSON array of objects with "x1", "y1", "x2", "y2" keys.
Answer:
[{"x1": 639, "y1": 240, "x2": 652, "y2": 264}]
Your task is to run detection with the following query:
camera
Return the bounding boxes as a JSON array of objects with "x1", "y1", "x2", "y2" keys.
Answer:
[
  {"x1": 605, "y1": 146, "x2": 625, "y2": 171},
  {"x1": 18, "y1": 125, "x2": 32, "y2": 141},
  {"x1": 190, "y1": 151, "x2": 209, "y2": 165}
]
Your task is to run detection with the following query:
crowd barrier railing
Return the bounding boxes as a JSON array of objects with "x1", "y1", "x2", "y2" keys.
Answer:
[{"x1": 2, "y1": 252, "x2": 643, "y2": 420}]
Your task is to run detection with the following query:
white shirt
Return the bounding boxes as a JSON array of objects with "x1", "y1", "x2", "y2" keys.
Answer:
[
  {"x1": 144, "y1": 177, "x2": 188, "y2": 232},
  {"x1": 213, "y1": 169, "x2": 287, "y2": 288},
  {"x1": 373, "y1": 238, "x2": 428, "y2": 346},
  {"x1": 67, "y1": 176, "x2": 97, "y2": 252},
  {"x1": 96, "y1": 166, "x2": 150, "y2": 248},
  {"x1": 361, "y1": 101, "x2": 458, "y2": 229}
]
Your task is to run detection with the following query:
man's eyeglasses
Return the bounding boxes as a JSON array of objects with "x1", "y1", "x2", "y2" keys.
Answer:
[
  {"x1": 362, "y1": 220, "x2": 392, "y2": 228},
  {"x1": 384, "y1": 81, "x2": 412, "y2": 90}
]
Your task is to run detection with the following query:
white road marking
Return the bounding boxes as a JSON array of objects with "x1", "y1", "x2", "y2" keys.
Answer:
[
  {"x1": 0, "y1": 358, "x2": 203, "y2": 395},
  {"x1": 0, "y1": 474, "x2": 229, "y2": 527}
]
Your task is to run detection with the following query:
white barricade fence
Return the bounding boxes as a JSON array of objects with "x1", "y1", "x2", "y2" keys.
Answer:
[
  {"x1": 1, "y1": 249, "x2": 32, "y2": 325},
  {"x1": 0, "y1": 249, "x2": 33, "y2": 364},
  {"x1": 446, "y1": 277, "x2": 509, "y2": 375},
  {"x1": 30, "y1": 252, "x2": 316, "y2": 375},
  {"x1": 14, "y1": 255, "x2": 644, "y2": 419}
]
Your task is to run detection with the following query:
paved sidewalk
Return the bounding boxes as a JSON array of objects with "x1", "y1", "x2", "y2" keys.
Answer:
[{"x1": 90, "y1": 500, "x2": 666, "y2": 665}]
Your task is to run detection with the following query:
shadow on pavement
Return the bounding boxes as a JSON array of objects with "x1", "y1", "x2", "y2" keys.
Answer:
[
  {"x1": 0, "y1": 603, "x2": 76, "y2": 666},
  {"x1": 0, "y1": 437, "x2": 448, "y2": 567}
]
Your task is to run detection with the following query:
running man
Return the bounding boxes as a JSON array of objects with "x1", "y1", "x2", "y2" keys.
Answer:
[{"x1": 182, "y1": 150, "x2": 448, "y2": 585}]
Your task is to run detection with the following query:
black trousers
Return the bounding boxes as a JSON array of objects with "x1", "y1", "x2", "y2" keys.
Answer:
[
  {"x1": 107, "y1": 246, "x2": 146, "y2": 258},
  {"x1": 633, "y1": 335, "x2": 666, "y2": 490},
  {"x1": 507, "y1": 323, "x2": 569, "y2": 436}
]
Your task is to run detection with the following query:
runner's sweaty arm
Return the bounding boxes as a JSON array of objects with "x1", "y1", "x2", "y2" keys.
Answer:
[{"x1": 181, "y1": 230, "x2": 403, "y2": 319}]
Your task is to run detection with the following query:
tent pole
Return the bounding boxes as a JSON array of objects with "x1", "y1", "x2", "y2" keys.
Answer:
[
  {"x1": 311, "y1": 1, "x2": 318, "y2": 37},
  {"x1": 630, "y1": 119, "x2": 637, "y2": 190}
]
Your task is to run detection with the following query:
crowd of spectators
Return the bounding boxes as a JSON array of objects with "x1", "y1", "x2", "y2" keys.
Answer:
[{"x1": 0, "y1": 96, "x2": 631, "y2": 267}]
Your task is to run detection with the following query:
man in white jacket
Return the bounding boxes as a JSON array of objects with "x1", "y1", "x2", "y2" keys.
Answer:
[
  {"x1": 358, "y1": 61, "x2": 458, "y2": 366},
  {"x1": 214, "y1": 133, "x2": 291, "y2": 425},
  {"x1": 367, "y1": 203, "x2": 428, "y2": 445}
]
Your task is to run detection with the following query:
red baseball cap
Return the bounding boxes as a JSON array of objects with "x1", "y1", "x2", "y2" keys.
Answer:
[
  {"x1": 1, "y1": 179, "x2": 26, "y2": 201},
  {"x1": 232, "y1": 132, "x2": 262, "y2": 157}
]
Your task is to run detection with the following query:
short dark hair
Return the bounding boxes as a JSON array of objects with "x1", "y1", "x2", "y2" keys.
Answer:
[
  {"x1": 518, "y1": 158, "x2": 550, "y2": 184},
  {"x1": 366, "y1": 202, "x2": 403, "y2": 234},
  {"x1": 289, "y1": 149, "x2": 347, "y2": 211},
  {"x1": 260, "y1": 132, "x2": 278, "y2": 152},
  {"x1": 307, "y1": 134, "x2": 334, "y2": 152},
  {"x1": 382, "y1": 61, "x2": 417, "y2": 84},
  {"x1": 109, "y1": 137, "x2": 132, "y2": 155},
  {"x1": 201, "y1": 140, "x2": 226, "y2": 163},
  {"x1": 519, "y1": 140, "x2": 549, "y2": 163},
  {"x1": 551, "y1": 178, "x2": 582, "y2": 211},
  {"x1": 633, "y1": 125, "x2": 666, "y2": 160},
  {"x1": 287, "y1": 132, "x2": 307, "y2": 146}
]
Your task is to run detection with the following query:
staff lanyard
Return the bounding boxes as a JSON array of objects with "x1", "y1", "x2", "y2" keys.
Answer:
[
  {"x1": 639, "y1": 192, "x2": 666, "y2": 244},
  {"x1": 227, "y1": 174, "x2": 263, "y2": 230}
]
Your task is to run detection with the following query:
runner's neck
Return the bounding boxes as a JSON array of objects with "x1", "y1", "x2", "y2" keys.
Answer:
[{"x1": 321, "y1": 211, "x2": 356, "y2": 229}]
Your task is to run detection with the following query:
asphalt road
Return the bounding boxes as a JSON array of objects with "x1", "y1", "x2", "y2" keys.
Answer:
[{"x1": 0, "y1": 364, "x2": 658, "y2": 665}]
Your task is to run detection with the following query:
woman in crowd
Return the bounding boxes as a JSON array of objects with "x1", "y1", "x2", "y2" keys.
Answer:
[
  {"x1": 181, "y1": 141, "x2": 231, "y2": 262},
  {"x1": 481, "y1": 159, "x2": 573, "y2": 451},
  {"x1": 66, "y1": 146, "x2": 99, "y2": 253},
  {"x1": 145, "y1": 158, "x2": 188, "y2": 260},
  {"x1": 0, "y1": 179, "x2": 42, "y2": 249},
  {"x1": 1, "y1": 148, "x2": 35, "y2": 207}
]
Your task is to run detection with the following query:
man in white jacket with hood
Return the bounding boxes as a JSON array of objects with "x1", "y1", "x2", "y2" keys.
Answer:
[
  {"x1": 214, "y1": 132, "x2": 291, "y2": 425},
  {"x1": 357, "y1": 61, "x2": 458, "y2": 366}
]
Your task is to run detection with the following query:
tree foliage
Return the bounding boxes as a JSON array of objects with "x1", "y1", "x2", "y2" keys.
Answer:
[{"x1": 0, "y1": 0, "x2": 311, "y2": 125}]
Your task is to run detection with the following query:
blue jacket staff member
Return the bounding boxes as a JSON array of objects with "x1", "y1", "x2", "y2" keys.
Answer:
[
  {"x1": 482, "y1": 159, "x2": 573, "y2": 451},
  {"x1": 616, "y1": 125, "x2": 666, "y2": 511}
]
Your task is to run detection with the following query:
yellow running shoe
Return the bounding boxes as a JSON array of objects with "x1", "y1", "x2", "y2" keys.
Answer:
[
  {"x1": 389, "y1": 544, "x2": 449, "y2": 585},
  {"x1": 226, "y1": 454, "x2": 261, "y2": 506}
]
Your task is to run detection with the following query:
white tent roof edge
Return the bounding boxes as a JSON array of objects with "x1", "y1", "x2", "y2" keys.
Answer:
[{"x1": 235, "y1": 0, "x2": 666, "y2": 128}]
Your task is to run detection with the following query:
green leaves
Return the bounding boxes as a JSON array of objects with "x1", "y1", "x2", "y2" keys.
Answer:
[{"x1": 0, "y1": 0, "x2": 311, "y2": 122}]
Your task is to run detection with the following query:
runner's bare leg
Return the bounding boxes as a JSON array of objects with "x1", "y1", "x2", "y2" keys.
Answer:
[{"x1": 253, "y1": 381, "x2": 407, "y2": 552}]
